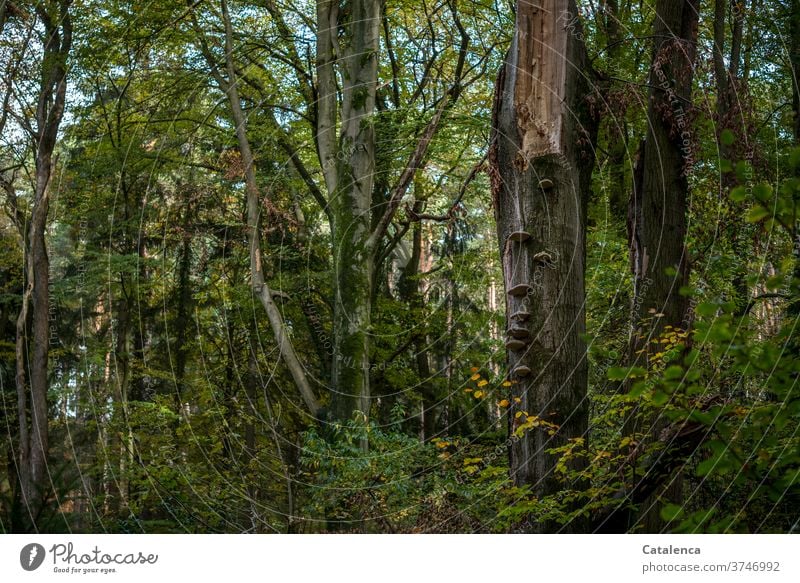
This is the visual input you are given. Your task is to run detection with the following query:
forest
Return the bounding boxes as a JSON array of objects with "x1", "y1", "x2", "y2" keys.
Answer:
[{"x1": 0, "y1": 0, "x2": 799, "y2": 535}]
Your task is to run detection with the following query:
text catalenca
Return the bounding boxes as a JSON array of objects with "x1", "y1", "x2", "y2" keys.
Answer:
[{"x1": 642, "y1": 545, "x2": 700, "y2": 555}]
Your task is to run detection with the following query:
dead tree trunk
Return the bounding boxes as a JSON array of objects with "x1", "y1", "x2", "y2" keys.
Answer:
[{"x1": 490, "y1": 0, "x2": 598, "y2": 533}]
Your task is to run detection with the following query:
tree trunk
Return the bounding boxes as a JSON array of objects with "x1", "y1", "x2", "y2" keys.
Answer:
[
  {"x1": 201, "y1": 0, "x2": 320, "y2": 417},
  {"x1": 15, "y1": 0, "x2": 71, "y2": 530},
  {"x1": 627, "y1": 0, "x2": 699, "y2": 531},
  {"x1": 713, "y1": 0, "x2": 749, "y2": 314},
  {"x1": 490, "y1": 0, "x2": 597, "y2": 533},
  {"x1": 315, "y1": 0, "x2": 464, "y2": 424},
  {"x1": 630, "y1": 0, "x2": 698, "y2": 348},
  {"x1": 790, "y1": 0, "x2": 800, "y2": 316},
  {"x1": 316, "y1": 0, "x2": 381, "y2": 422},
  {"x1": 399, "y1": 203, "x2": 436, "y2": 440},
  {"x1": 791, "y1": 0, "x2": 800, "y2": 144},
  {"x1": 600, "y1": 0, "x2": 629, "y2": 222}
]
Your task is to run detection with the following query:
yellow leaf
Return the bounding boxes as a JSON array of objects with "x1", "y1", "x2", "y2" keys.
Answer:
[
  {"x1": 474, "y1": 390, "x2": 484, "y2": 398},
  {"x1": 470, "y1": 366, "x2": 479, "y2": 373},
  {"x1": 477, "y1": 379, "x2": 488, "y2": 387},
  {"x1": 464, "y1": 388, "x2": 473, "y2": 393},
  {"x1": 502, "y1": 381, "x2": 512, "y2": 387},
  {"x1": 513, "y1": 397, "x2": 522, "y2": 403},
  {"x1": 470, "y1": 373, "x2": 481, "y2": 381},
  {"x1": 498, "y1": 399, "x2": 510, "y2": 407},
  {"x1": 515, "y1": 411, "x2": 524, "y2": 419}
]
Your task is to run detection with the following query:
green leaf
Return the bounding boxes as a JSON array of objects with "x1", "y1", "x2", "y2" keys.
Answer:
[
  {"x1": 696, "y1": 302, "x2": 718, "y2": 317},
  {"x1": 652, "y1": 391, "x2": 669, "y2": 406},
  {"x1": 607, "y1": 367, "x2": 629, "y2": 381},
  {"x1": 696, "y1": 457, "x2": 718, "y2": 477},
  {"x1": 746, "y1": 205, "x2": 771, "y2": 223},
  {"x1": 629, "y1": 380, "x2": 649, "y2": 398},
  {"x1": 752, "y1": 183, "x2": 773, "y2": 203},
  {"x1": 729, "y1": 186, "x2": 747, "y2": 202},
  {"x1": 661, "y1": 503, "x2": 683, "y2": 521},
  {"x1": 720, "y1": 129, "x2": 735, "y2": 146}
]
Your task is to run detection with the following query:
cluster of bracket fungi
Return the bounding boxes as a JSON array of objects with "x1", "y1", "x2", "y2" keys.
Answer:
[{"x1": 505, "y1": 178, "x2": 555, "y2": 380}]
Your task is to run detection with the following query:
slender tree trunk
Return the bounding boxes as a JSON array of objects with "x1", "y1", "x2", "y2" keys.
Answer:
[
  {"x1": 199, "y1": 0, "x2": 320, "y2": 417},
  {"x1": 790, "y1": 0, "x2": 800, "y2": 315},
  {"x1": 600, "y1": 0, "x2": 629, "y2": 222},
  {"x1": 315, "y1": 0, "x2": 463, "y2": 424},
  {"x1": 791, "y1": 0, "x2": 800, "y2": 144},
  {"x1": 490, "y1": 0, "x2": 598, "y2": 533},
  {"x1": 399, "y1": 204, "x2": 436, "y2": 440},
  {"x1": 713, "y1": 0, "x2": 749, "y2": 314},
  {"x1": 173, "y1": 184, "x2": 194, "y2": 404},
  {"x1": 15, "y1": 0, "x2": 71, "y2": 530}
]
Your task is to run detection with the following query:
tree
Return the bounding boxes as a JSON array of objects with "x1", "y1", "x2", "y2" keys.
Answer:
[
  {"x1": 315, "y1": 0, "x2": 382, "y2": 421},
  {"x1": 490, "y1": 0, "x2": 598, "y2": 532},
  {"x1": 7, "y1": 0, "x2": 72, "y2": 530},
  {"x1": 626, "y1": 0, "x2": 700, "y2": 531},
  {"x1": 315, "y1": 0, "x2": 471, "y2": 422},
  {"x1": 191, "y1": 0, "x2": 321, "y2": 418}
]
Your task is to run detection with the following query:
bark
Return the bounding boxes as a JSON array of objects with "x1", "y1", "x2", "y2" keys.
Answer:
[
  {"x1": 626, "y1": 0, "x2": 699, "y2": 532},
  {"x1": 790, "y1": 0, "x2": 800, "y2": 316},
  {"x1": 319, "y1": 0, "x2": 374, "y2": 420},
  {"x1": 629, "y1": 0, "x2": 698, "y2": 360},
  {"x1": 791, "y1": 0, "x2": 800, "y2": 143},
  {"x1": 173, "y1": 198, "x2": 193, "y2": 402},
  {"x1": 490, "y1": 0, "x2": 598, "y2": 532},
  {"x1": 713, "y1": 0, "x2": 749, "y2": 314},
  {"x1": 15, "y1": 0, "x2": 71, "y2": 529},
  {"x1": 317, "y1": 0, "x2": 381, "y2": 422},
  {"x1": 713, "y1": 0, "x2": 728, "y2": 121},
  {"x1": 398, "y1": 201, "x2": 436, "y2": 440},
  {"x1": 713, "y1": 1, "x2": 747, "y2": 150},
  {"x1": 600, "y1": 0, "x2": 629, "y2": 221}
]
